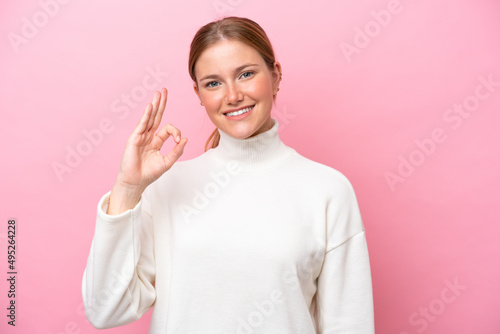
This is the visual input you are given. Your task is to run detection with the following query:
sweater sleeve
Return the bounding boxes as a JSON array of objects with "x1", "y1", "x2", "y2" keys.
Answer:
[
  {"x1": 81, "y1": 188, "x2": 156, "y2": 329},
  {"x1": 315, "y1": 176, "x2": 374, "y2": 333}
]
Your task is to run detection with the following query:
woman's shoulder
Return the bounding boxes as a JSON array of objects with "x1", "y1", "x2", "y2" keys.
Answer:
[
  {"x1": 286, "y1": 149, "x2": 356, "y2": 194},
  {"x1": 289, "y1": 149, "x2": 350, "y2": 178}
]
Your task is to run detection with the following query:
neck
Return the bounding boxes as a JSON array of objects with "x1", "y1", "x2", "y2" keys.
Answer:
[{"x1": 212, "y1": 118, "x2": 293, "y2": 171}]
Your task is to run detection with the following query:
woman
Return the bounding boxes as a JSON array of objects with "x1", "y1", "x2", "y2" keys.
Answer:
[{"x1": 82, "y1": 16, "x2": 374, "y2": 333}]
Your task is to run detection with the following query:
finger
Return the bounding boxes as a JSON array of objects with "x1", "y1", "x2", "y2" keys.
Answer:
[
  {"x1": 146, "y1": 91, "x2": 161, "y2": 132},
  {"x1": 163, "y1": 137, "x2": 188, "y2": 169},
  {"x1": 152, "y1": 88, "x2": 168, "y2": 130},
  {"x1": 155, "y1": 123, "x2": 182, "y2": 147},
  {"x1": 134, "y1": 103, "x2": 153, "y2": 135}
]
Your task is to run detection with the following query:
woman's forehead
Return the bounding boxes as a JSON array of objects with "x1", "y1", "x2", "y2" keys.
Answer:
[{"x1": 195, "y1": 40, "x2": 265, "y2": 77}]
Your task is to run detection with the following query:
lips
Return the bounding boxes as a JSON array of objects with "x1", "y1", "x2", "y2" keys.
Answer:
[{"x1": 223, "y1": 105, "x2": 255, "y2": 117}]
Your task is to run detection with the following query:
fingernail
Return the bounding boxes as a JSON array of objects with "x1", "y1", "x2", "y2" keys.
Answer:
[{"x1": 176, "y1": 136, "x2": 180, "y2": 142}]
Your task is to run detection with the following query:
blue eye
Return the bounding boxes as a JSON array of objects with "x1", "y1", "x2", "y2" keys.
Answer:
[
  {"x1": 205, "y1": 81, "x2": 220, "y2": 88},
  {"x1": 240, "y1": 71, "x2": 253, "y2": 79}
]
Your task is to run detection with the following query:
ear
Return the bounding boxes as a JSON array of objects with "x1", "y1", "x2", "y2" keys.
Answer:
[
  {"x1": 272, "y1": 61, "x2": 282, "y2": 91},
  {"x1": 193, "y1": 82, "x2": 200, "y2": 99}
]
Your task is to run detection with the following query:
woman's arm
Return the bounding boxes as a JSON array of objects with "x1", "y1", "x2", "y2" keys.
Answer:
[
  {"x1": 316, "y1": 231, "x2": 374, "y2": 333},
  {"x1": 82, "y1": 88, "x2": 187, "y2": 328},
  {"x1": 82, "y1": 190, "x2": 156, "y2": 328},
  {"x1": 316, "y1": 175, "x2": 374, "y2": 333}
]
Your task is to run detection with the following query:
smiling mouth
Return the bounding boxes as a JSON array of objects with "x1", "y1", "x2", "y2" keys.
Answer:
[{"x1": 224, "y1": 105, "x2": 255, "y2": 117}]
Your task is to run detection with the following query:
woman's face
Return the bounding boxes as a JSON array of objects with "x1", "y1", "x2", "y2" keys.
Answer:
[{"x1": 193, "y1": 39, "x2": 281, "y2": 139}]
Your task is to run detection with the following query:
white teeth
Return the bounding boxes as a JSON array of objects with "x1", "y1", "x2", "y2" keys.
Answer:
[{"x1": 225, "y1": 106, "x2": 253, "y2": 117}]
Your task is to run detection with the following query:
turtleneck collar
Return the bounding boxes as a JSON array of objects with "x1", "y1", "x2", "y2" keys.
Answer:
[{"x1": 212, "y1": 118, "x2": 294, "y2": 171}]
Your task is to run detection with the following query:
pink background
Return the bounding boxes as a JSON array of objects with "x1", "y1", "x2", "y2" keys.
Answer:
[{"x1": 1, "y1": 0, "x2": 499, "y2": 333}]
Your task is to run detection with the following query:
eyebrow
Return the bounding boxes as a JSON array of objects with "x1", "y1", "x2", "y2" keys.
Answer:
[{"x1": 199, "y1": 63, "x2": 259, "y2": 82}]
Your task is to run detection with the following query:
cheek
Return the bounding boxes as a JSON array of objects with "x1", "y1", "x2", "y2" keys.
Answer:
[
  {"x1": 248, "y1": 77, "x2": 273, "y2": 99},
  {"x1": 202, "y1": 91, "x2": 223, "y2": 109}
]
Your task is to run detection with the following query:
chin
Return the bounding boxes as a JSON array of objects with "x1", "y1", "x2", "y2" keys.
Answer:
[
  {"x1": 231, "y1": 118, "x2": 272, "y2": 139},
  {"x1": 224, "y1": 125, "x2": 258, "y2": 139}
]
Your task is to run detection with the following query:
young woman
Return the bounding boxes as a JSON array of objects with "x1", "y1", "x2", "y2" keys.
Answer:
[{"x1": 82, "y1": 16, "x2": 374, "y2": 333}]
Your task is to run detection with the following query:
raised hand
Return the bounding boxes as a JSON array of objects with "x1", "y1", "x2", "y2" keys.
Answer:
[{"x1": 107, "y1": 88, "x2": 188, "y2": 214}]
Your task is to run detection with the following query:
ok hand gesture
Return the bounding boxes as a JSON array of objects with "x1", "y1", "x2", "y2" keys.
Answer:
[{"x1": 107, "y1": 88, "x2": 188, "y2": 214}]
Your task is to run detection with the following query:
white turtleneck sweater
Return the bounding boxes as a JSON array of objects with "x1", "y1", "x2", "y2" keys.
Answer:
[{"x1": 82, "y1": 119, "x2": 374, "y2": 333}]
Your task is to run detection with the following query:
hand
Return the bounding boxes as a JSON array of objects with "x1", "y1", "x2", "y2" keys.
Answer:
[{"x1": 107, "y1": 88, "x2": 188, "y2": 214}]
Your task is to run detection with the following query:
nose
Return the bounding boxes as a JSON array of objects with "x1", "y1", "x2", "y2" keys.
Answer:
[{"x1": 225, "y1": 83, "x2": 243, "y2": 104}]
